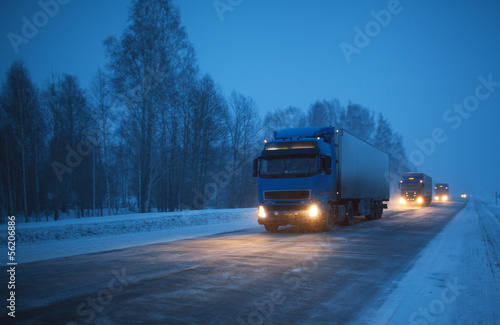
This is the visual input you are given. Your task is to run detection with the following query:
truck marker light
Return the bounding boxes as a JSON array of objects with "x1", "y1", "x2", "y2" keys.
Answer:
[
  {"x1": 258, "y1": 205, "x2": 266, "y2": 218},
  {"x1": 309, "y1": 205, "x2": 319, "y2": 217},
  {"x1": 420, "y1": 180, "x2": 423, "y2": 183}
]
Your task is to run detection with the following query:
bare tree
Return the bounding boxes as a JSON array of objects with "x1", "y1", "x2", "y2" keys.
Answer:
[
  {"x1": 373, "y1": 113, "x2": 393, "y2": 151},
  {"x1": 341, "y1": 102, "x2": 375, "y2": 141},
  {"x1": 0, "y1": 60, "x2": 42, "y2": 222},
  {"x1": 262, "y1": 106, "x2": 306, "y2": 139},
  {"x1": 307, "y1": 99, "x2": 344, "y2": 128},
  {"x1": 88, "y1": 68, "x2": 117, "y2": 215},
  {"x1": 224, "y1": 91, "x2": 261, "y2": 207},
  {"x1": 105, "y1": 0, "x2": 197, "y2": 213}
]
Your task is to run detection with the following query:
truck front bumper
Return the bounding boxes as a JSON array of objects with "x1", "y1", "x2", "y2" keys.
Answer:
[{"x1": 258, "y1": 204, "x2": 324, "y2": 226}]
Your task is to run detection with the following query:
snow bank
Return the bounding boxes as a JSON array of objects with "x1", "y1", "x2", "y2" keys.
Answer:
[
  {"x1": 356, "y1": 198, "x2": 500, "y2": 324},
  {"x1": 0, "y1": 208, "x2": 255, "y2": 245},
  {"x1": 0, "y1": 208, "x2": 259, "y2": 264}
]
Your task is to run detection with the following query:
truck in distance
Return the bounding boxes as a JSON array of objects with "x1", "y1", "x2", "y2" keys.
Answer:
[
  {"x1": 434, "y1": 183, "x2": 449, "y2": 202},
  {"x1": 399, "y1": 173, "x2": 432, "y2": 205},
  {"x1": 252, "y1": 126, "x2": 390, "y2": 232}
]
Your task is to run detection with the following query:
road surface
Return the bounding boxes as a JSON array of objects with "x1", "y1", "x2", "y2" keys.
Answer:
[{"x1": 2, "y1": 200, "x2": 497, "y2": 324}]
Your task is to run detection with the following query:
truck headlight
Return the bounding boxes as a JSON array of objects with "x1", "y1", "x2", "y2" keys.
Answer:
[
  {"x1": 435, "y1": 196, "x2": 439, "y2": 200},
  {"x1": 258, "y1": 205, "x2": 266, "y2": 218},
  {"x1": 417, "y1": 197, "x2": 424, "y2": 204},
  {"x1": 442, "y1": 196, "x2": 448, "y2": 201},
  {"x1": 309, "y1": 204, "x2": 319, "y2": 217},
  {"x1": 400, "y1": 198, "x2": 406, "y2": 204}
]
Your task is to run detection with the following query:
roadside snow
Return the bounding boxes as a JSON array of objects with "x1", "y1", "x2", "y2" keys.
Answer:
[
  {"x1": 357, "y1": 198, "x2": 500, "y2": 325},
  {"x1": 1, "y1": 208, "x2": 258, "y2": 264}
]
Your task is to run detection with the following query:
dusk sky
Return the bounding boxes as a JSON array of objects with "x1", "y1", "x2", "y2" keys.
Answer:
[{"x1": 1, "y1": 0, "x2": 499, "y2": 197}]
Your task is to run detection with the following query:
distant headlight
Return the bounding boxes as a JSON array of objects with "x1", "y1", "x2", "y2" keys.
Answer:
[
  {"x1": 435, "y1": 196, "x2": 439, "y2": 200},
  {"x1": 309, "y1": 204, "x2": 319, "y2": 217},
  {"x1": 442, "y1": 196, "x2": 448, "y2": 201},
  {"x1": 258, "y1": 205, "x2": 266, "y2": 218},
  {"x1": 417, "y1": 197, "x2": 424, "y2": 204},
  {"x1": 400, "y1": 198, "x2": 407, "y2": 204}
]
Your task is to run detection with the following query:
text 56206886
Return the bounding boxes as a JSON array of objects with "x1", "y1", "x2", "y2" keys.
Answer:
[{"x1": 7, "y1": 215, "x2": 16, "y2": 318}]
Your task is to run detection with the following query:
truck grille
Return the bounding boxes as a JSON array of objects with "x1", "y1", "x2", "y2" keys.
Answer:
[
  {"x1": 265, "y1": 205, "x2": 306, "y2": 212},
  {"x1": 264, "y1": 190, "x2": 310, "y2": 200}
]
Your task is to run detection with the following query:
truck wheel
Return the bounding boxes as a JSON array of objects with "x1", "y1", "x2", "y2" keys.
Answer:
[
  {"x1": 344, "y1": 202, "x2": 354, "y2": 226},
  {"x1": 365, "y1": 201, "x2": 374, "y2": 221},
  {"x1": 323, "y1": 204, "x2": 335, "y2": 231},
  {"x1": 375, "y1": 201, "x2": 383, "y2": 219},
  {"x1": 264, "y1": 224, "x2": 279, "y2": 232}
]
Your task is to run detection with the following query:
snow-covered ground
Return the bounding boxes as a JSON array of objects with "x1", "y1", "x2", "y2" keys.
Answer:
[
  {"x1": 1, "y1": 208, "x2": 258, "y2": 264},
  {"x1": 357, "y1": 197, "x2": 500, "y2": 324}
]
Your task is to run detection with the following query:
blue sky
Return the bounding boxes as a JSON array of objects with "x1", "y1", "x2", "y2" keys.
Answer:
[{"x1": 1, "y1": 0, "x2": 499, "y2": 197}]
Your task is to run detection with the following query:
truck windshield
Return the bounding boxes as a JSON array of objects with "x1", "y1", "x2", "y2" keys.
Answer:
[
  {"x1": 260, "y1": 155, "x2": 318, "y2": 178},
  {"x1": 401, "y1": 183, "x2": 422, "y2": 191}
]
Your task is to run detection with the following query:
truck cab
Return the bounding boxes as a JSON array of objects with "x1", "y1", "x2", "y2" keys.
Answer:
[
  {"x1": 254, "y1": 128, "x2": 335, "y2": 232},
  {"x1": 399, "y1": 173, "x2": 432, "y2": 206},
  {"x1": 434, "y1": 183, "x2": 449, "y2": 202}
]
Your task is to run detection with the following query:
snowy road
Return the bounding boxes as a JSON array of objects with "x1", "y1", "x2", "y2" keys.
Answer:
[{"x1": 2, "y1": 199, "x2": 499, "y2": 324}]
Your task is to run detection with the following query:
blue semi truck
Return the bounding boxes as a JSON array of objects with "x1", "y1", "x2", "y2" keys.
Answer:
[
  {"x1": 398, "y1": 173, "x2": 433, "y2": 206},
  {"x1": 434, "y1": 183, "x2": 449, "y2": 202},
  {"x1": 252, "y1": 127, "x2": 390, "y2": 232}
]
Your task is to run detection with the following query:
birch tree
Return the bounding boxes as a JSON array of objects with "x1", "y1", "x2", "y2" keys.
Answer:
[{"x1": 105, "y1": 0, "x2": 197, "y2": 212}]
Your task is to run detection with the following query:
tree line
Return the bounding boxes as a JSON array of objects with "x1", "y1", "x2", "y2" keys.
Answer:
[{"x1": 0, "y1": 0, "x2": 413, "y2": 223}]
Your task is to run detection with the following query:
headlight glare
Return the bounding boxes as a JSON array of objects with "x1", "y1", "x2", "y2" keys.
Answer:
[
  {"x1": 309, "y1": 204, "x2": 319, "y2": 217},
  {"x1": 258, "y1": 205, "x2": 266, "y2": 218}
]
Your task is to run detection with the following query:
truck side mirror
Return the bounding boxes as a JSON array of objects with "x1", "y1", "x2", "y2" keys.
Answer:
[
  {"x1": 321, "y1": 156, "x2": 332, "y2": 175},
  {"x1": 252, "y1": 158, "x2": 259, "y2": 177}
]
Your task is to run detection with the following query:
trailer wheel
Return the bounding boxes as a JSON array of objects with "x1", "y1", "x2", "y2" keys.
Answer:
[
  {"x1": 264, "y1": 224, "x2": 279, "y2": 232},
  {"x1": 344, "y1": 202, "x2": 354, "y2": 226}
]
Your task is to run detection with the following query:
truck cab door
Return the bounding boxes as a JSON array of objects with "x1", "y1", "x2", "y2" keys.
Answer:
[{"x1": 319, "y1": 155, "x2": 334, "y2": 200}]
